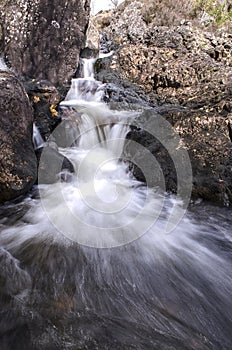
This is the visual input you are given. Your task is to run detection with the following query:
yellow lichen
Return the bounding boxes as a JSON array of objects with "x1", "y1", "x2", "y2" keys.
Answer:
[
  {"x1": 50, "y1": 104, "x2": 58, "y2": 117},
  {"x1": 33, "y1": 95, "x2": 40, "y2": 103}
]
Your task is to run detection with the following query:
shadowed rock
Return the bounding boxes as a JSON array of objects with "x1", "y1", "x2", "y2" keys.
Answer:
[
  {"x1": 25, "y1": 79, "x2": 62, "y2": 140},
  {"x1": 36, "y1": 146, "x2": 75, "y2": 184},
  {"x1": 0, "y1": 70, "x2": 37, "y2": 202}
]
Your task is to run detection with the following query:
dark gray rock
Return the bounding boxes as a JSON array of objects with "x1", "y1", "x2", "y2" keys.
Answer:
[
  {"x1": 0, "y1": 248, "x2": 31, "y2": 297},
  {"x1": 0, "y1": 70, "x2": 37, "y2": 203},
  {"x1": 36, "y1": 146, "x2": 75, "y2": 184},
  {"x1": 25, "y1": 79, "x2": 62, "y2": 140}
]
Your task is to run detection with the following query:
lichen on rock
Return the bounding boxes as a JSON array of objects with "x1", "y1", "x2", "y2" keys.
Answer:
[
  {"x1": 0, "y1": 0, "x2": 91, "y2": 85},
  {"x1": 0, "y1": 70, "x2": 37, "y2": 202},
  {"x1": 94, "y1": 0, "x2": 232, "y2": 205}
]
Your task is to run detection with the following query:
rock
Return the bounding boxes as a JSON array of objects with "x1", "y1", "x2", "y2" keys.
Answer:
[
  {"x1": 124, "y1": 110, "x2": 179, "y2": 193},
  {"x1": 25, "y1": 79, "x2": 62, "y2": 141},
  {"x1": 164, "y1": 108, "x2": 232, "y2": 205},
  {"x1": 124, "y1": 107, "x2": 232, "y2": 205},
  {"x1": 0, "y1": 23, "x2": 2, "y2": 49},
  {"x1": 103, "y1": 82, "x2": 153, "y2": 110},
  {"x1": 93, "y1": 1, "x2": 232, "y2": 205},
  {"x1": 95, "y1": 55, "x2": 154, "y2": 109},
  {"x1": 0, "y1": 0, "x2": 91, "y2": 85},
  {"x1": 36, "y1": 146, "x2": 75, "y2": 184},
  {"x1": 82, "y1": 16, "x2": 100, "y2": 57},
  {"x1": 0, "y1": 70, "x2": 37, "y2": 203}
]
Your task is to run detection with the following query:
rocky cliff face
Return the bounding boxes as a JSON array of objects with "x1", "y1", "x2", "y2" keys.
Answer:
[
  {"x1": 93, "y1": 0, "x2": 232, "y2": 205},
  {"x1": 0, "y1": 0, "x2": 91, "y2": 202},
  {"x1": 0, "y1": 0, "x2": 91, "y2": 85}
]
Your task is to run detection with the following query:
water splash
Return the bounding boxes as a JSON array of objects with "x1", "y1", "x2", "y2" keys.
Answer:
[
  {"x1": 0, "y1": 58, "x2": 8, "y2": 70},
  {"x1": 0, "y1": 57, "x2": 231, "y2": 349}
]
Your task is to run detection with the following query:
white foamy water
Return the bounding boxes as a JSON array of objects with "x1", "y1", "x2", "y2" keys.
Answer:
[
  {"x1": 33, "y1": 123, "x2": 44, "y2": 149},
  {"x1": 0, "y1": 56, "x2": 182, "y2": 249},
  {"x1": 0, "y1": 58, "x2": 8, "y2": 70},
  {"x1": 0, "y1": 57, "x2": 211, "y2": 250},
  {"x1": 0, "y1": 56, "x2": 231, "y2": 349}
]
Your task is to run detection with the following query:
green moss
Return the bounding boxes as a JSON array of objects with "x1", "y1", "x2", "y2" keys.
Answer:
[{"x1": 193, "y1": 0, "x2": 232, "y2": 25}]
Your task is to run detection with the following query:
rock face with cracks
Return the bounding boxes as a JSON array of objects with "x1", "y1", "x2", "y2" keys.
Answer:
[
  {"x1": 0, "y1": 0, "x2": 91, "y2": 202},
  {"x1": 94, "y1": 0, "x2": 232, "y2": 205},
  {"x1": 0, "y1": 0, "x2": 91, "y2": 85}
]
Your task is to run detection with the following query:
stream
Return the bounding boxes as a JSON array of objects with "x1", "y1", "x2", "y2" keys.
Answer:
[{"x1": 0, "y1": 56, "x2": 231, "y2": 350}]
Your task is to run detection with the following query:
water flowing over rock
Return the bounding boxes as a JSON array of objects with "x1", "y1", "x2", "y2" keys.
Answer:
[
  {"x1": 35, "y1": 146, "x2": 75, "y2": 184},
  {"x1": 0, "y1": 39, "x2": 232, "y2": 350},
  {"x1": 0, "y1": 70, "x2": 37, "y2": 202},
  {"x1": 94, "y1": 0, "x2": 232, "y2": 205},
  {"x1": 0, "y1": 248, "x2": 31, "y2": 297},
  {"x1": 0, "y1": 0, "x2": 91, "y2": 85}
]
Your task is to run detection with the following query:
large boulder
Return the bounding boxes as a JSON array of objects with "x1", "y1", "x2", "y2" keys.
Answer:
[
  {"x1": 0, "y1": 0, "x2": 91, "y2": 85},
  {"x1": 36, "y1": 146, "x2": 75, "y2": 184},
  {"x1": 94, "y1": 1, "x2": 232, "y2": 205},
  {"x1": 0, "y1": 70, "x2": 37, "y2": 202}
]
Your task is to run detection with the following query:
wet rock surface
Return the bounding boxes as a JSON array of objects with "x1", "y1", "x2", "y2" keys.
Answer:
[
  {"x1": 94, "y1": 1, "x2": 232, "y2": 205},
  {"x1": 36, "y1": 146, "x2": 75, "y2": 184},
  {"x1": 0, "y1": 70, "x2": 37, "y2": 203},
  {"x1": 0, "y1": 248, "x2": 31, "y2": 297}
]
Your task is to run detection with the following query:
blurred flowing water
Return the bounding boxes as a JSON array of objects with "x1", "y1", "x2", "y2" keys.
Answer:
[{"x1": 0, "y1": 58, "x2": 231, "y2": 350}]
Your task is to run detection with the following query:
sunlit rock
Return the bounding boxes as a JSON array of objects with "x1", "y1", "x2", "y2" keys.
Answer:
[{"x1": 0, "y1": 0, "x2": 91, "y2": 85}]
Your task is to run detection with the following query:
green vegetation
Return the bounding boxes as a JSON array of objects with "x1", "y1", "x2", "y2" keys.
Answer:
[
  {"x1": 136, "y1": 0, "x2": 232, "y2": 27},
  {"x1": 193, "y1": 0, "x2": 232, "y2": 24}
]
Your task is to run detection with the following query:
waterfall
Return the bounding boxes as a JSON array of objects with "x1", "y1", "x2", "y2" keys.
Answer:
[
  {"x1": 60, "y1": 56, "x2": 131, "y2": 159},
  {"x1": 83, "y1": 58, "x2": 96, "y2": 79},
  {"x1": 33, "y1": 123, "x2": 44, "y2": 149},
  {"x1": 42, "y1": 57, "x2": 152, "y2": 248},
  {"x1": 62, "y1": 57, "x2": 102, "y2": 103},
  {"x1": 0, "y1": 54, "x2": 232, "y2": 350},
  {"x1": 63, "y1": 78, "x2": 104, "y2": 103}
]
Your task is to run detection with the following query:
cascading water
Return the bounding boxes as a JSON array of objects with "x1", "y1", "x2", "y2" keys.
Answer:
[
  {"x1": 0, "y1": 56, "x2": 232, "y2": 349},
  {"x1": 0, "y1": 58, "x2": 8, "y2": 70},
  {"x1": 33, "y1": 123, "x2": 44, "y2": 149}
]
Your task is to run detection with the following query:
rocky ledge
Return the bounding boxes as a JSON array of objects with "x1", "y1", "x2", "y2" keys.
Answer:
[{"x1": 94, "y1": 0, "x2": 232, "y2": 205}]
